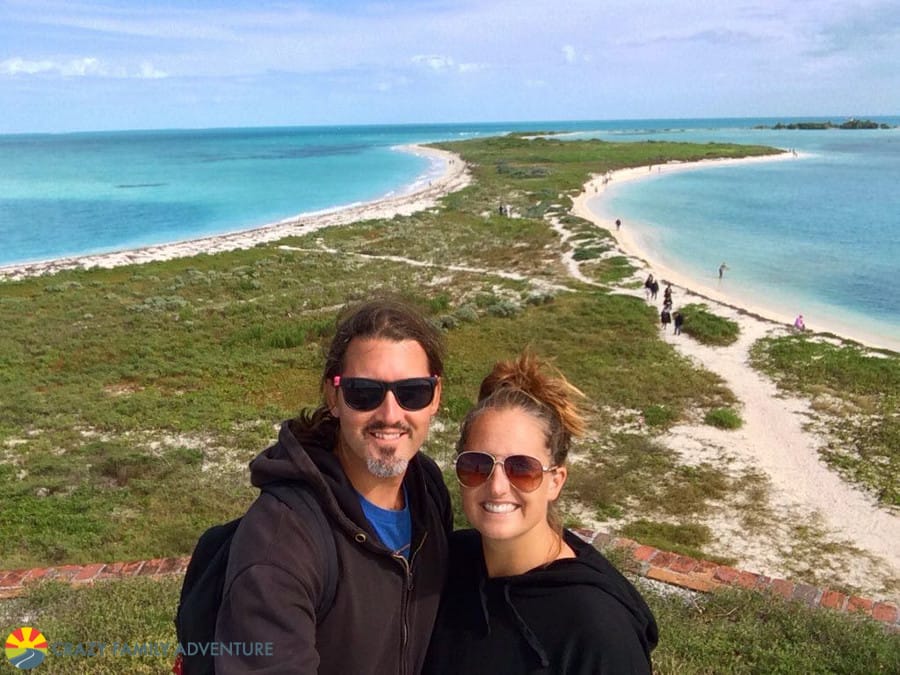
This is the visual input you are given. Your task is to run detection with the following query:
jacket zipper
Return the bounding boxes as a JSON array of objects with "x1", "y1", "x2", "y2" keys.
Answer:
[{"x1": 394, "y1": 531, "x2": 428, "y2": 675}]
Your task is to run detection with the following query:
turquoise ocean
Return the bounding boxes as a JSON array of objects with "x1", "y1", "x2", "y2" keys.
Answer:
[{"x1": 1, "y1": 118, "x2": 898, "y2": 347}]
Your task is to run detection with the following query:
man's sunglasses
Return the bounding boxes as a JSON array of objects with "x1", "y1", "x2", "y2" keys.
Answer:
[
  {"x1": 332, "y1": 375, "x2": 438, "y2": 412},
  {"x1": 454, "y1": 451, "x2": 556, "y2": 493}
]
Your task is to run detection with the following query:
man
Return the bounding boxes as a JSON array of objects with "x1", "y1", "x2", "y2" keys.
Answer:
[{"x1": 215, "y1": 298, "x2": 452, "y2": 674}]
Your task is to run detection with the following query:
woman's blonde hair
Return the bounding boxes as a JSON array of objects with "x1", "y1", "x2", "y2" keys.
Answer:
[{"x1": 457, "y1": 351, "x2": 585, "y2": 530}]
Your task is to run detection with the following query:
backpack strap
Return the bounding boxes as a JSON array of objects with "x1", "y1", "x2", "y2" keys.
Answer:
[{"x1": 262, "y1": 482, "x2": 338, "y2": 623}]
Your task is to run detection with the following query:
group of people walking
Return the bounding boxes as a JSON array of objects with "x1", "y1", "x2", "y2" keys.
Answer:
[
  {"x1": 179, "y1": 297, "x2": 658, "y2": 674},
  {"x1": 645, "y1": 274, "x2": 684, "y2": 334}
]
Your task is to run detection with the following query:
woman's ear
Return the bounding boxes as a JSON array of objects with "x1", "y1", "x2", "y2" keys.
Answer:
[{"x1": 548, "y1": 465, "x2": 567, "y2": 500}]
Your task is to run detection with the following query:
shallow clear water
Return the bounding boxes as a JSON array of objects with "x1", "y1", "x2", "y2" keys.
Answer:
[
  {"x1": 2, "y1": 118, "x2": 898, "y2": 345},
  {"x1": 586, "y1": 120, "x2": 900, "y2": 344}
]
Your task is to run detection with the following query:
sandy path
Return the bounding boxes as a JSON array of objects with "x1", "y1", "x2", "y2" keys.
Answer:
[{"x1": 572, "y1": 163, "x2": 899, "y2": 599}]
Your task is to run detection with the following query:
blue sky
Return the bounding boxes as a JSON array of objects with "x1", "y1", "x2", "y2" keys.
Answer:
[{"x1": 2, "y1": 0, "x2": 898, "y2": 133}]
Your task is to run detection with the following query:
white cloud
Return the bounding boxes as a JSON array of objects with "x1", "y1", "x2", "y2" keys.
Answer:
[
  {"x1": 411, "y1": 54, "x2": 455, "y2": 71},
  {"x1": 138, "y1": 62, "x2": 168, "y2": 79},
  {"x1": 457, "y1": 62, "x2": 487, "y2": 73},
  {"x1": 562, "y1": 45, "x2": 577, "y2": 63},
  {"x1": 0, "y1": 56, "x2": 167, "y2": 79}
]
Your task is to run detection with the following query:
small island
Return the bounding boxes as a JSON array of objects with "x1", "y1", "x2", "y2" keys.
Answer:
[{"x1": 755, "y1": 118, "x2": 894, "y2": 130}]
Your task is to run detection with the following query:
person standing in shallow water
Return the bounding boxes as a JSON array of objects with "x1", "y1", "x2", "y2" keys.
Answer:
[{"x1": 424, "y1": 353, "x2": 658, "y2": 674}]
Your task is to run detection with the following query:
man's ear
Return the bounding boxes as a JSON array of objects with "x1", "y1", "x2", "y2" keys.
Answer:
[
  {"x1": 429, "y1": 377, "x2": 443, "y2": 416},
  {"x1": 325, "y1": 382, "x2": 339, "y2": 416}
]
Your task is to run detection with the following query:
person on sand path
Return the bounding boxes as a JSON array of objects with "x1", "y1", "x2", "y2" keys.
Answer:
[{"x1": 673, "y1": 311, "x2": 684, "y2": 335}]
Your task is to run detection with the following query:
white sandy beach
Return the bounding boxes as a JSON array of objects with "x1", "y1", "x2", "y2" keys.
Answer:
[
  {"x1": 573, "y1": 157, "x2": 900, "y2": 600},
  {"x1": 576, "y1": 154, "x2": 900, "y2": 354},
  {"x1": 0, "y1": 145, "x2": 470, "y2": 281}
]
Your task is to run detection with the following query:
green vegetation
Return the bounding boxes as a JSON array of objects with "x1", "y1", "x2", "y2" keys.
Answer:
[
  {"x1": 0, "y1": 135, "x2": 776, "y2": 569},
  {"x1": 2, "y1": 573, "x2": 896, "y2": 675},
  {"x1": 760, "y1": 119, "x2": 894, "y2": 130},
  {"x1": 750, "y1": 335, "x2": 899, "y2": 506},
  {"x1": 678, "y1": 303, "x2": 740, "y2": 346},
  {"x1": 704, "y1": 407, "x2": 744, "y2": 430},
  {"x1": 2, "y1": 133, "x2": 897, "y2": 658}
]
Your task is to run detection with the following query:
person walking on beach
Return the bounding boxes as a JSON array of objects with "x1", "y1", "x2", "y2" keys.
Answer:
[
  {"x1": 213, "y1": 298, "x2": 452, "y2": 674},
  {"x1": 718, "y1": 262, "x2": 728, "y2": 279},
  {"x1": 644, "y1": 274, "x2": 654, "y2": 300},
  {"x1": 650, "y1": 280, "x2": 659, "y2": 301},
  {"x1": 660, "y1": 307, "x2": 671, "y2": 332},
  {"x1": 794, "y1": 314, "x2": 806, "y2": 331},
  {"x1": 616, "y1": 218, "x2": 621, "y2": 231},
  {"x1": 673, "y1": 311, "x2": 684, "y2": 335},
  {"x1": 663, "y1": 283, "x2": 673, "y2": 306}
]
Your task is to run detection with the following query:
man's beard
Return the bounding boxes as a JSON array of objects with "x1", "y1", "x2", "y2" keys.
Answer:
[{"x1": 366, "y1": 451, "x2": 409, "y2": 478}]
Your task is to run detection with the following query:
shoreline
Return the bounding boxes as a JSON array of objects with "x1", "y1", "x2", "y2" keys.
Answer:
[
  {"x1": 573, "y1": 154, "x2": 900, "y2": 354},
  {"x1": 0, "y1": 144, "x2": 469, "y2": 281}
]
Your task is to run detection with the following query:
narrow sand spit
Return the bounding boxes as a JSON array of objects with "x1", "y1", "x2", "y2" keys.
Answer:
[
  {"x1": 573, "y1": 162, "x2": 899, "y2": 600},
  {"x1": 0, "y1": 145, "x2": 470, "y2": 281}
]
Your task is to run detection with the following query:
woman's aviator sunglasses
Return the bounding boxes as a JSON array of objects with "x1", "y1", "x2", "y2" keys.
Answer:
[
  {"x1": 333, "y1": 375, "x2": 438, "y2": 412},
  {"x1": 454, "y1": 451, "x2": 556, "y2": 493}
]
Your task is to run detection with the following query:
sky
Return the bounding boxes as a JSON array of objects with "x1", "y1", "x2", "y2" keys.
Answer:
[{"x1": 1, "y1": 0, "x2": 899, "y2": 133}]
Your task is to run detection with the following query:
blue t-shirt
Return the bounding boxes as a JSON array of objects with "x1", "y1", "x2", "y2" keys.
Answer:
[{"x1": 357, "y1": 488, "x2": 412, "y2": 559}]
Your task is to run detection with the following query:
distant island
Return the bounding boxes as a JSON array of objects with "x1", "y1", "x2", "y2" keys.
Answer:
[{"x1": 755, "y1": 119, "x2": 894, "y2": 130}]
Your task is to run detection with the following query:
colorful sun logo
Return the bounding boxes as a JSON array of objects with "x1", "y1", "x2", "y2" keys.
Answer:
[{"x1": 5, "y1": 627, "x2": 48, "y2": 670}]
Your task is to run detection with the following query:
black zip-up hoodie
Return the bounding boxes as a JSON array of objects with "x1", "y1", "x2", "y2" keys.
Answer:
[
  {"x1": 215, "y1": 419, "x2": 452, "y2": 675},
  {"x1": 424, "y1": 529, "x2": 658, "y2": 674}
]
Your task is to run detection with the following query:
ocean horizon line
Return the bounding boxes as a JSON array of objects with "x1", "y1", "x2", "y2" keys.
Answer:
[{"x1": 3, "y1": 114, "x2": 898, "y2": 138}]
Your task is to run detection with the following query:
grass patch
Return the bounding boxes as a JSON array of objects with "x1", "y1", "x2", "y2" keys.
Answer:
[
  {"x1": 643, "y1": 404, "x2": 678, "y2": 428},
  {"x1": 6, "y1": 571, "x2": 897, "y2": 674},
  {"x1": 679, "y1": 303, "x2": 740, "y2": 346},
  {"x1": 704, "y1": 407, "x2": 744, "y2": 429},
  {"x1": 750, "y1": 335, "x2": 899, "y2": 506},
  {"x1": 618, "y1": 519, "x2": 734, "y2": 564}
]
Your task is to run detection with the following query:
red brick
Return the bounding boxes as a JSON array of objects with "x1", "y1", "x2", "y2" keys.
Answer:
[
  {"x1": 120, "y1": 561, "x2": 146, "y2": 577},
  {"x1": 0, "y1": 569, "x2": 28, "y2": 588},
  {"x1": 872, "y1": 603, "x2": 899, "y2": 624},
  {"x1": 714, "y1": 566, "x2": 739, "y2": 583},
  {"x1": 670, "y1": 555, "x2": 698, "y2": 574},
  {"x1": 820, "y1": 590, "x2": 848, "y2": 611},
  {"x1": 632, "y1": 545, "x2": 658, "y2": 562},
  {"x1": 613, "y1": 537, "x2": 639, "y2": 550},
  {"x1": 156, "y1": 558, "x2": 181, "y2": 576},
  {"x1": 53, "y1": 565, "x2": 82, "y2": 582},
  {"x1": 73, "y1": 563, "x2": 105, "y2": 583},
  {"x1": 95, "y1": 562, "x2": 126, "y2": 580},
  {"x1": 847, "y1": 596, "x2": 874, "y2": 614},
  {"x1": 693, "y1": 559, "x2": 719, "y2": 575},
  {"x1": 768, "y1": 578, "x2": 795, "y2": 600},
  {"x1": 792, "y1": 583, "x2": 821, "y2": 606},
  {"x1": 139, "y1": 558, "x2": 164, "y2": 576},
  {"x1": 650, "y1": 551, "x2": 676, "y2": 568},
  {"x1": 647, "y1": 566, "x2": 719, "y2": 592},
  {"x1": 26, "y1": 567, "x2": 51, "y2": 582},
  {"x1": 734, "y1": 570, "x2": 762, "y2": 590}
]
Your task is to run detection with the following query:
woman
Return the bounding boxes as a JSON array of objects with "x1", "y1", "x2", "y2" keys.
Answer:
[{"x1": 425, "y1": 353, "x2": 658, "y2": 674}]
